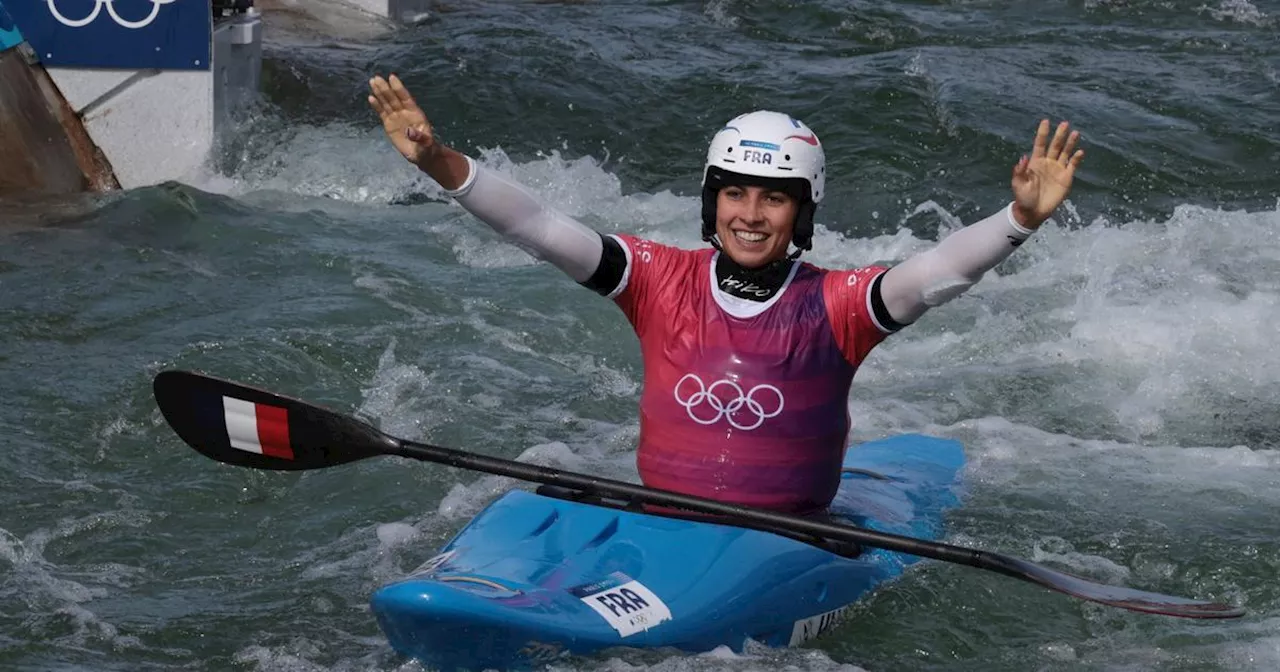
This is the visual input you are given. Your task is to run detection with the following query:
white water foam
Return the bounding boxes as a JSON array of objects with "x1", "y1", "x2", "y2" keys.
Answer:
[
  {"x1": 233, "y1": 639, "x2": 416, "y2": 672},
  {"x1": 0, "y1": 511, "x2": 152, "y2": 653},
  {"x1": 357, "y1": 337, "x2": 641, "y2": 519},
  {"x1": 1201, "y1": 0, "x2": 1271, "y2": 25},
  {"x1": 550, "y1": 642, "x2": 869, "y2": 672},
  {"x1": 193, "y1": 122, "x2": 448, "y2": 206},
  {"x1": 703, "y1": 0, "x2": 743, "y2": 29},
  {"x1": 1029, "y1": 537, "x2": 1134, "y2": 584}
]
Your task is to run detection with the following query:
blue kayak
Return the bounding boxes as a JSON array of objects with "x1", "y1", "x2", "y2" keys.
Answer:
[{"x1": 371, "y1": 433, "x2": 966, "y2": 670}]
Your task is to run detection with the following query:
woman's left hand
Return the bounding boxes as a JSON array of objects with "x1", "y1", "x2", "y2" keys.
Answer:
[{"x1": 1011, "y1": 119, "x2": 1085, "y2": 229}]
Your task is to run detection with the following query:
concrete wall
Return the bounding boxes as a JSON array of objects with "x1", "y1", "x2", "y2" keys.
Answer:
[
  {"x1": 32, "y1": 10, "x2": 264, "y2": 191},
  {"x1": 49, "y1": 69, "x2": 216, "y2": 190}
]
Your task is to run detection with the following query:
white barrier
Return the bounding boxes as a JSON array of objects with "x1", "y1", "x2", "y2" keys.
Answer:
[{"x1": 39, "y1": 9, "x2": 262, "y2": 189}]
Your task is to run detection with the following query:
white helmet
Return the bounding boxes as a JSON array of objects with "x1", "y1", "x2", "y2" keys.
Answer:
[{"x1": 700, "y1": 110, "x2": 826, "y2": 251}]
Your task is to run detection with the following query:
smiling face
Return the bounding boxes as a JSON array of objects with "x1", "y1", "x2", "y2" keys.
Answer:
[{"x1": 714, "y1": 184, "x2": 800, "y2": 268}]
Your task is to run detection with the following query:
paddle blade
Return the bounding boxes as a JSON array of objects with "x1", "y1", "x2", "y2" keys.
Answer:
[
  {"x1": 988, "y1": 554, "x2": 1244, "y2": 619},
  {"x1": 152, "y1": 370, "x2": 396, "y2": 471}
]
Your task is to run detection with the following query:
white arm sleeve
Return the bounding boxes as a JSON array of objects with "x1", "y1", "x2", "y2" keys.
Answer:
[
  {"x1": 879, "y1": 203, "x2": 1035, "y2": 325},
  {"x1": 443, "y1": 155, "x2": 605, "y2": 283}
]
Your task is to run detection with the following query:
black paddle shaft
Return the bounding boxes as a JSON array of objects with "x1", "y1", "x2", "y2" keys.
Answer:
[
  {"x1": 383, "y1": 440, "x2": 1244, "y2": 617},
  {"x1": 151, "y1": 369, "x2": 1246, "y2": 619},
  {"x1": 388, "y1": 439, "x2": 985, "y2": 565}
]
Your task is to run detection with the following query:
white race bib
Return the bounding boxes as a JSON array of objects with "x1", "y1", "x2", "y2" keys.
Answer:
[{"x1": 571, "y1": 573, "x2": 672, "y2": 638}]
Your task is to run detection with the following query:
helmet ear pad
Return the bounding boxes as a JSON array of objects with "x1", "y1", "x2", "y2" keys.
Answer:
[
  {"x1": 792, "y1": 199, "x2": 816, "y2": 251},
  {"x1": 701, "y1": 166, "x2": 816, "y2": 251}
]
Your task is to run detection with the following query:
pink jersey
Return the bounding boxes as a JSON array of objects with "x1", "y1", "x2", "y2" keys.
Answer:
[{"x1": 612, "y1": 234, "x2": 892, "y2": 514}]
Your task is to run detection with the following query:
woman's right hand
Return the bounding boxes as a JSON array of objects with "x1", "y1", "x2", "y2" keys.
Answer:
[{"x1": 368, "y1": 74, "x2": 439, "y2": 168}]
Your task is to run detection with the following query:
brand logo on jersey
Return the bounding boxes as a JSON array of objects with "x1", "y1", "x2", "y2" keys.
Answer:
[
  {"x1": 719, "y1": 274, "x2": 773, "y2": 298},
  {"x1": 633, "y1": 238, "x2": 655, "y2": 263},
  {"x1": 674, "y1": 374, "x2": 784, "y2": 431},
  {"x1": 846, "y1": 268, "x2": 876, "y2": 286},
  {"x1": 741, "y1": 150, "x2": 773, "y2": 165}
]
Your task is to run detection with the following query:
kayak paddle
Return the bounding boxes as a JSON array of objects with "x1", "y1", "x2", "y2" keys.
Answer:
[{"x1": 151, "y1": 369, "x2": 1245, "y2": 619}]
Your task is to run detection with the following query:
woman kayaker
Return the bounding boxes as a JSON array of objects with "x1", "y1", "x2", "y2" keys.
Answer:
[{"x1": 367, "y1": 74, "x2": 1084, "y2": 515}]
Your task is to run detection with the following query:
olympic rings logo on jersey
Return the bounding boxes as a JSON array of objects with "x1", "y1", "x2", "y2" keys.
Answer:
[
  {"x1": 47, "y1": 0, "x2": 178, "y2": 29},
  {"x1": 673, "y1": 374, "x2": 784, "y2": 431}
]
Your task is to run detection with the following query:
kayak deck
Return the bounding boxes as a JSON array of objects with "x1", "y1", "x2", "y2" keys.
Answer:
[{"x1": 372, "y1": 433, "x2": 965, "y2": 670}]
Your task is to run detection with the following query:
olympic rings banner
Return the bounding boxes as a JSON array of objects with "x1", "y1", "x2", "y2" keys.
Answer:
[
  {"x1": 4, "y1": 0, "x2": 211, "y2": 70},
  {"x1": 0, "y1": 1, "x2": 23, "y2": 51}
]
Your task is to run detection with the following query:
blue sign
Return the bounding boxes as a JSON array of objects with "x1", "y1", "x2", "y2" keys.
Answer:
[
  {"x1": 0, "y1": 1, "x2": 23, "y2": 51},
  {"x1": 4, "y1": 0, "x2": 211, "y2": 70}
]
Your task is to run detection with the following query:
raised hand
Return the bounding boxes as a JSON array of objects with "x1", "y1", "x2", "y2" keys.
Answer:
[
  {"x1": 1011, "y1": 120, "x2": 1085, "y2": 229},
  {"x1": 368, "y1": 74, "x2": 439, "y2": 168}
]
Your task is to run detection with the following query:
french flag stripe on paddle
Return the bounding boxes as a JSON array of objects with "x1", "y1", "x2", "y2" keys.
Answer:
[{"x1": 222, "y1": 396, "x2": 294, "y2": 459}]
